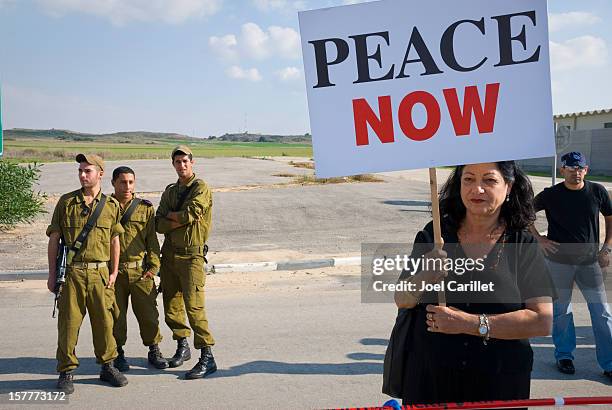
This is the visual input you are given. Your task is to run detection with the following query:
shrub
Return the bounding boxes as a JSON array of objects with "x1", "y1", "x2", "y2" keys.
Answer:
[{"x1": 0, "y1": 161, "x2": 47, "y2": 230}]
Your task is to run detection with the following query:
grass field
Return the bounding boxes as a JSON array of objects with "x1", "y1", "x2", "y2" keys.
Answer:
[{"x1": 3, "y1": 139, "x2": 313, "y2": 162}]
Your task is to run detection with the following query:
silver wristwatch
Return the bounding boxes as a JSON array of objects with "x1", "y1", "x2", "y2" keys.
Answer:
[{"x1": 478, "y1": 313, "x2": 490, "y2": 345}]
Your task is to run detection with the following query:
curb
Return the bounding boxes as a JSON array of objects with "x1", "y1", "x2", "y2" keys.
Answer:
[
  {"x1": 0, "y1": 270, "x2": 48, "y2": 281},
  {"x1": 209, "y1": 256, "x2": 361, "y2": 274},
  {"x1": 0, "y1": 256, "x2": 362, "y2": 281}
]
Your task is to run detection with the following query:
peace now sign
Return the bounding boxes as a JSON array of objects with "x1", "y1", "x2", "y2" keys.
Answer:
[{"x1": 299, "y1": 0, "x2": 555, "y2": 178}]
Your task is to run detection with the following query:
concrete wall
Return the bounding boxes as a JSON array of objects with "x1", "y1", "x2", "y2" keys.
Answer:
[{"x1": 517, "y1": 128, "x2": 612, "y2": 176}]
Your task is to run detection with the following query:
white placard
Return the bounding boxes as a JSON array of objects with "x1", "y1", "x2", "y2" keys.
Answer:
[{"x1": 299, "y1": 0, "x2": 554, "y2": 177}]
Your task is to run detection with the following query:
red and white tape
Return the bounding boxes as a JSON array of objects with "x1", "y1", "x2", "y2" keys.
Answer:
[{"x1": 334, "y1": 396, "x2": 612, "y2": 410}]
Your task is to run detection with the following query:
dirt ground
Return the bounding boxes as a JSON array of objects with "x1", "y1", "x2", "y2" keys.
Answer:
[
  {"x1": 0, "y1": 265, "x2": 362, "y2": 295},
  {"x1": 2, "y1": 158, "x2": 610, "y2": 273}
]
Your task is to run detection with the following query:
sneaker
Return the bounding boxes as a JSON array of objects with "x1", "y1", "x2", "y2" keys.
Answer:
[
  {"x1": 100, "y1": 363, "x2": 128, "y2": 387},
  {"x1": 56, "y1": 371, "x2": 75, "y2": 394},
  {"x1": 556, "y1": 359, "x2": 575, "y2": 375}
]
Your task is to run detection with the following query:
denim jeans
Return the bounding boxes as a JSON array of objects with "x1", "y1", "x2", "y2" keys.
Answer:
[{"x1": 545, "y1": 259, "x2": 612, "y2": 371}]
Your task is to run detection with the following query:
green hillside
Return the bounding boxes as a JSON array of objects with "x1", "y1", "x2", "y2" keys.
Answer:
[{"x1": 5, "y1": 128, "x2": 196, "y2": 144}]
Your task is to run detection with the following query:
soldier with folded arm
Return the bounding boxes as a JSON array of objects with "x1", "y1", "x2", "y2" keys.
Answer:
[{"x1": 156, "y1": 146, "x2": 216, "y2": 380}]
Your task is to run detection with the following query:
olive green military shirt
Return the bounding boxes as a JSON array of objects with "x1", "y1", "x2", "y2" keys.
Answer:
[
  {"x1": 155, "y1": 174, "x2": 212, "y2": 249},
  {"x1": 115, "y1": 194, "x2": 161, "y2": 273},
  {"x1": 46, "y1": 189, "x2": 124, "y2": 262}
]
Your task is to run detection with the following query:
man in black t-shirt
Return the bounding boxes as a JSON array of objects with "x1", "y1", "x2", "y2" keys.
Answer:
[{"x1": 530, "y1": 151, "x2": 612, "y2": 382}]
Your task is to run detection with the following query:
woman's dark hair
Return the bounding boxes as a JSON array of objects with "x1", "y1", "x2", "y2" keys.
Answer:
[
  {"x1": 112, "y1": 166, "x2": 135, "y2": 182},
  {"x1": 438, "y1": 161, "x2": 535, "y2": 231}
]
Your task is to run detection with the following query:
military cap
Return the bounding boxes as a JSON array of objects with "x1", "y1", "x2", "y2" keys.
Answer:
[
  {"x1": 76, "y1": 153, "x2": 105, "y2": 171},
  {"x1": 171, "y1": 145, "x2": 193, "y2": 158}
]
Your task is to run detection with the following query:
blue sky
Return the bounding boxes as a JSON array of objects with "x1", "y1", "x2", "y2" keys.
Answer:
[{"x1": 1, "y1": 0, "x2": 611, "y2": 137}]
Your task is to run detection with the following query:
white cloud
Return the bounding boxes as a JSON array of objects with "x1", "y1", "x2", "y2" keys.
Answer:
[
  {"x1": 549, "y1": 11, "x2": 601, "y2": 32},
  {"x1": 269, "y1": 26, "x2": 301, "y2": 59},
  {"x1": 253, "y1": 0, "x2": 286, "y2": 11},
  {"x1": 342, "y1": 0, "x2": 371, "y2": 4},
  {"x1": 36, "y1": 0, "x2": 222, "y2": 25},
  {"x1": 208, "y1": 34, "x2": 238, "y2": 60},
  {"x1": 252, "y1": 0, "x2": 306, "y2": 13},
  {"x1": 276, "y1": 66, "x2": 301, "y2": 82},
  {"x1": 226, "y1": 65, "x2": 262, "y2": 82},
  {"x1": 551, "y1": 79, "x2": 561, "y2": 93},
  {"x1": 550, "y1": 36, "x2": 608, "y2": 71},
  {"x1": 242, "y1": 22, "x2": 271, "y2": 59},
  {"x1": 210, "y1": 22, "x2": 301, "y2": 61}
]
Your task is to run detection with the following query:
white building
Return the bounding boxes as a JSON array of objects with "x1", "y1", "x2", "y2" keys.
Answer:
[
  {"x1": 554, "y1": 108, "x2": 612, "y2": 131},
  {"x1": 518, "y1": 108, "x2": 612, "y2": 176}
]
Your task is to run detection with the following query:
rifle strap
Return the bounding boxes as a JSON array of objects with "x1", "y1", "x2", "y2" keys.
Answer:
[
  {"x1": 120, "y1": 198, "x2": 142, "y2": 226},
  {"x1": 174, "y1": 182, "x2": 196, "y2": 212},
  {"x1": 67, "y1": 194, "x2": 107, "y2": 264}
]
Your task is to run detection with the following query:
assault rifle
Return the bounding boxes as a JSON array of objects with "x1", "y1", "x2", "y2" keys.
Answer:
[{"x1": 52, "y1": 238, "x2": 68, "y2": 318}]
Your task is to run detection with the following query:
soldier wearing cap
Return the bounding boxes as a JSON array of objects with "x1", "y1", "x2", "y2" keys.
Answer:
[
  {"x1": 46, "y1": 154, "x2": 128, "y2": 393},
  {"x1": 156, "y1": 145, "x2": 217, "y2": 379},
  {"x1": 110, "y1": 166, "x2": 168, "y2": 371}
]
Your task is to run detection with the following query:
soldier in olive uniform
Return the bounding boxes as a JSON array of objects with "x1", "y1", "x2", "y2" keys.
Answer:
[
  {"x1": 156, "y1": 146, "x2": 216, "y2": 379},
  {"x1": 110, "y1": 166, "x2": 169, "y2": 371},
  {"x1": 47, "y1": 154, "x2": 128, "y2": 394}
]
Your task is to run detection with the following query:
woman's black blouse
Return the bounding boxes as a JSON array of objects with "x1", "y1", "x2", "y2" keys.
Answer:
[{"x1": 408, "y1": 221, "x2": 556, "y2": 374}]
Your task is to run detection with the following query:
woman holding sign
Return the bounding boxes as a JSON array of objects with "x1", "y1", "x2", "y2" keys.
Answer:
[{"x1": 394, "y1": 161, "x2": 555, "y2": 408}]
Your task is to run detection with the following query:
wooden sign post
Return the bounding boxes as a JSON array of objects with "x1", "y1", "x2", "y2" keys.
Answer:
[{"x1": 428, "y1": 167, "x2": 446, "y2": 306}]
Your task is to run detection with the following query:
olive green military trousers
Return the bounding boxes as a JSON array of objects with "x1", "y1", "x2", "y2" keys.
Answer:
[
  {"x1": 56, "y1": 265, "x2": 117, "y2": 373},
  {"x1": 160, "y1": 252, "x2": 215, "y2": 348},
  {"x1": 113, "y1": 266, "x2": 162, "y2": 348}
]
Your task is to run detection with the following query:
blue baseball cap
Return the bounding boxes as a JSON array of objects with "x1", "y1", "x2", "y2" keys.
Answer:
[{"x1": 561, "y1": 152, "x2": 587, "y2": 168}]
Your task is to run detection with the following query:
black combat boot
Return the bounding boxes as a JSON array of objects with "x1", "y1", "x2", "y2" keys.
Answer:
[
  {"x1": 185, "y1": 346, "x2": 217, "y2": 379},
  {"x1": 167, "y1": 337, "x2": 191, "y2": 368},
  {"x1": 99, "y1": 363, "x2": 128, "y2": 387},
  {"x1": 114, "y1": 346, "x2": 130, "y2": 372},
  {"x1": 56, "y1": 371, "x2": 75, "y2": 394},
  {"x1": 148, "y1": 344, "x2": 169, "y2": 369}
]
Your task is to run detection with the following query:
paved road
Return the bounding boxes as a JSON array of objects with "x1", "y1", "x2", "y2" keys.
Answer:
[{"x1": 0, "y1": 269, "x2": 610, "y2": 409}]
